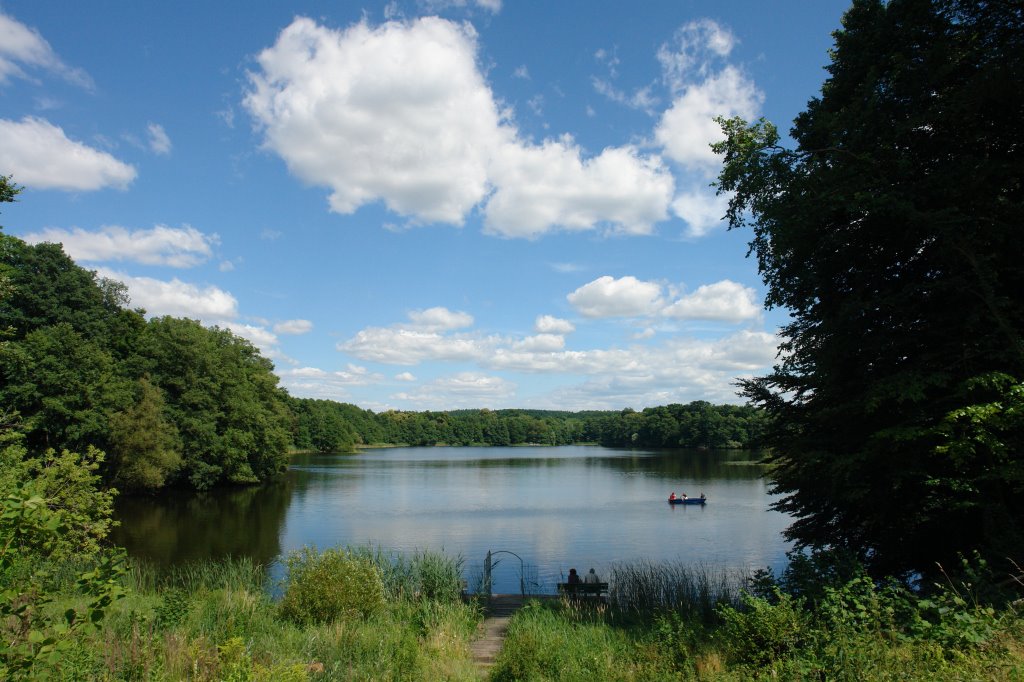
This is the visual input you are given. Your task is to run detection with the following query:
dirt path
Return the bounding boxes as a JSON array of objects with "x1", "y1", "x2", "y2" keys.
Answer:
[{"x1": 470, "y1": 594, "x2": 525, "y2": 671}]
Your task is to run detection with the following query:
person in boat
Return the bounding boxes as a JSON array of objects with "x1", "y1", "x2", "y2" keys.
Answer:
[
  {"x1": 567, "y1": 568, "x2": 580, "y2": 585},
  {"x1": 700, "y1": 492, "x2": 706, "y2": 500},
  {"x1": 584, "y1": 568, "x2": 600, "y2": 584},
  {"x1": 681, "y1": 492, "x2": 688, "y2": 500},
  {"x1": 669, "y1": 492, "x2": 677, "y2": 501}
]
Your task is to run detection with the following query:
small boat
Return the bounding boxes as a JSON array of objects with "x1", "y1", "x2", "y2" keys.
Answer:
[{"x1": 668, "y1": 496, "x2": 706, "y2": 505}]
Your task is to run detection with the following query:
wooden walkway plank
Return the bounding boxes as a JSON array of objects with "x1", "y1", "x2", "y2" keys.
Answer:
[{"x1": 469, "y1": 594, "x2": 524, "y2": 669}]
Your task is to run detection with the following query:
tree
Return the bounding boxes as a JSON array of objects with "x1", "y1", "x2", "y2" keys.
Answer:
[
  {"x1": 714, "y1": 0, "x2": 1023, "y2": 577},
  {"x1": 108, "y1": 376, "x2": 183, "y2": 491},
  {"x1": 0, "y1": 174, "x2": 20, "y2": 215},
  {"x1": 0, "y1": 323, "x2": 130, "y2": 455},
  {"x1": 0, "y1": 234, "x2": 145, "y2": 350},
  {"x1": 131, "y1": 317, "x2": 292, "y2": 489}
]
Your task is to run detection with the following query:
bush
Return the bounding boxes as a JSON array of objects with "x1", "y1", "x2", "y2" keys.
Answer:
[
  {"x1": 715, "y1": 590, "x2": 808, "y2": 667},
  {"x1": 278, "y1": 547, "x2": 385, "y2": 625}
]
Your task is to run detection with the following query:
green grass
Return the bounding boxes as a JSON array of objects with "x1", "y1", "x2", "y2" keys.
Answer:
[
  {"x1": 31, "y1": 549, "x2": 482, "y2": 681},
  {"x1": 491, "y1": 559, "x2": 1024, "y2": 681},
  {"x1": 12, "y1": 550, "x2": 1024, "y2": 681}
]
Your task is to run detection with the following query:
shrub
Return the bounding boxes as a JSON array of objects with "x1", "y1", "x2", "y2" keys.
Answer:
[
  {"x1": 278, "y1": 547, "x2": 385, "y2": 625},
  {"x1": 715, "y1": 590, "x2": 808, "y2": 667}
]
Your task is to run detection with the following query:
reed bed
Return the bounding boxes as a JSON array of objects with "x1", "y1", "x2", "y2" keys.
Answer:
[
  {"x1": 125, "y1": 554, "x2": 268, "y2": 594},
  {"x1": 608, "y1": 559, "x2": 747, "y2": 619},
  {"x1": 345, "y1": 545, "x2": 467, "y2": 602}
]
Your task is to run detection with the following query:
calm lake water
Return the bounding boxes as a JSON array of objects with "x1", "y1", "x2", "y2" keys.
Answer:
[{"x1": 112, "y1": 446, "x2": 792, "y2": 594}]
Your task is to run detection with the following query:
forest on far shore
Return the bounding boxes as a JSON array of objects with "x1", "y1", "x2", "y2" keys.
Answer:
[{"x1": 290, "y1": 399, "x2": 765, "y2": 453}]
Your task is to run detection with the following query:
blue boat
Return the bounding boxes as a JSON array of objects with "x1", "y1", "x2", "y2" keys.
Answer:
[{"x1": 668, "y1": 496, "x2": 706, "y2": 505}]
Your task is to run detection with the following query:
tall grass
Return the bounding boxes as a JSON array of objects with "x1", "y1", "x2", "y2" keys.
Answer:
[
  {"x1": 86, "y1": 549, "x2": 482, "y2": 681},
  {"x1": 492, "y1": 600, "x2": 639, "y2": 681},
  {"x1": 608, "y1": 560, "x2": 746, "y2": 620},
  {"x1": 124, "y1": 555, "x2": 267, "y2": 594},
  {"x1": 345, "y1": 545, "x2": 467, "y2": 602}
]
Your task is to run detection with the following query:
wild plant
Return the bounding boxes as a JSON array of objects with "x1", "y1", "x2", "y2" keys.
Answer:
[{"x1": 278, "y1": 546, "x2": 385, "y2": 624}]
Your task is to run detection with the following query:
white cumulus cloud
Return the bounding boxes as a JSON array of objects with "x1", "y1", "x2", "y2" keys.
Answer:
[
  {"x1": 393, "y1": 371, "x2": 515, "y2": 408},
  {"x1": 671, "y1": 189, "x2": 730, "y2": 237},
  {"x1": 245, "y1": 16, "x2": 674, "y2": 239},
  {"x1": 485, "y1": 140, "x2": 673, "y2": 238},
  {"x1": 334, "y1": 307, "x2": 782, "y2": 409},
  {"x1": 0, "y1": 117, "x2": 136, "y2": 191},
  {"x1": 245, "y1": 17, "x2": 504, "y2": 224},
  {"x1": 535, "y1": 315, "x2": 575, "y2": 335},
  {"x1": 655, "y1": 66, "x2": 762, "y2": 173},
  {"x1": 512, "y1": 334, "x2": 565, "y2": 353},
  {"x1": 22, "y1": 224, "x2": 216, "y2": 267},
  {"x1": 278, "y1": 364, "x2": 384, "y2": 400},
  {"x1": 567, "y1": 275, "x2": 664, "y2": 319},
  {"x1": 274, "y1": 319, "x2": 313, "y2": 335},
  {"x1": 97, "y1": 268, "x2": 239, "y2": 319},
  {"x1": 339, "y1": 327, "x2": 489, "y2": 365},
  {"x1": 222, "y1": 322, "x2": 279, "y2": 352},
  {"x1": 663, "y1": 280, "x2": 761, "y2": 322},
  {"x1": 408, "y1": 306, "x2": 474, "y2": 330},
  {"x1": 0, "y1": 12, "x2": 92, "y2": 89}
]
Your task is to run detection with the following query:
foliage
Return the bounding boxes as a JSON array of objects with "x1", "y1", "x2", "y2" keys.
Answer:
[
  {"x1": 715, "y1": 590, "x2": 808, "y2": 667},
  {"x1": 749, "y1": 547, "x2": 865, "y2": 608},
  {"x1": 0, "y1": 233, "x2": 143, "y2": 352},
  {"x1": 291, "y1": 399, "x2": 767, "y2": 451},
  {"x1": 0, "y1": 450, "x2": 126, "y2": 679},
  {"x1": 492, "y1": 556, "x2": 1024, "y2": 681},
  {"x1": 1, "y1": 223, "x2": 291, "y2": 492},
  {"x1": 0, "y1": 445, "x2": 118, "y2": 561},
  {"x1": 597, "y1": 402, "x2": 766, "y2": 449},
  {"x1": 108, "y1": 376, "x2": 183, "y2": 491},
  {"x1": 714, "y1": 0, "x2": 1024, "y2": 577},
  {"x1": 348, "y1": 546, "x2": 466, "y2": 603},
  {"x1": 131, "y1": 316, "x2": 293, "y2": 489},
  {"x1": 278, "y1": 546, "x2": 385, "y2": 624},
  {"x1": 288, "y1": 397, "x2": 356, "y2": 452},
  {"x1": 0, "y1": 174, "x2": 20, "y2": 212},
  {"x1": 215, "y1": 636, "x2": 309, "y2": 682},
  {"x1": 1, "y1": 323, "x2": 131, "y2": 455}
]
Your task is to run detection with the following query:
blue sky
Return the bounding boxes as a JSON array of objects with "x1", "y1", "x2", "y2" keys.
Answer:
[{"x1": 0, "y1": 1, "x2": 850, "y2": 411}]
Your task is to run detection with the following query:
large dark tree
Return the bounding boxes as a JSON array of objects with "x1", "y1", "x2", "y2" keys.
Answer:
[{"x1": 715, "y1": 0, "x2": 1023, "y2": 577}]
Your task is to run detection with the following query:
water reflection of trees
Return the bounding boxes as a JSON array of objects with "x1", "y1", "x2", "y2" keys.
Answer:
[
  {"x1": 307, "y1": 448, "x2": 769, "y2": 480},
  {"x1": 111, "y1": 476, "x2": 293, "y2": 566},
  {"x1": 608, "y1": 449, "x2": 770, "y2": 480}
]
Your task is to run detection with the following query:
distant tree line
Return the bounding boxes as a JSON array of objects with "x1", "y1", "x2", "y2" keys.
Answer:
[{"x1": 289, "y1": 400, "x2": 766, "y2": 452}]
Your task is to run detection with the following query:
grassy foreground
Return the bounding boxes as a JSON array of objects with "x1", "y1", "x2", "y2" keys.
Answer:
[
  {"x1": 492, "y1": 556, "x2": 1024, "y2": 681},
  {"x1": 8, "y1": 548, "x2": 484, "y2": 681},
  {"x1": 5, "y1": 548, "x2": 1023, "y2": 680}
]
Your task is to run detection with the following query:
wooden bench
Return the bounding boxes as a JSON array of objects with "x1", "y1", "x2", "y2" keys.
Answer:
[{"x1": 557, "y1": 582, "x2": 608, "y2": 600}]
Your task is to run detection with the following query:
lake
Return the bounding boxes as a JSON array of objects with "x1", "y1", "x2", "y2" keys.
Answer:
[{"x1": 112, "y1": 446, "x2": 792, "y2": 594}]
